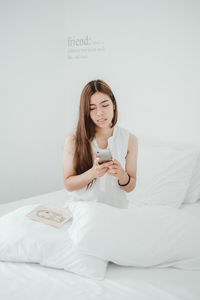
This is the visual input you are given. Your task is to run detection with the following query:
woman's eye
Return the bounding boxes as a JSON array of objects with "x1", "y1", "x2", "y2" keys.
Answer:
[{"x1": 90, "y1": 104, "x2": 109, "y2": 111}]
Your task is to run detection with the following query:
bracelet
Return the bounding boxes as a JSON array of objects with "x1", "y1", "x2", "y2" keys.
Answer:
[{"x1": 118, "y1": 173, "x2": 131, "y2": 187}]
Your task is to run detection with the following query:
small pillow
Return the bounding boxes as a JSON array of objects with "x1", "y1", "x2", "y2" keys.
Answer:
[
  {"x1": 184, "y1": 151, "x2": 200, "y2": 203},
  {"x1": 0, "y1": 204, "x2": 107, "y2": 280},
  {"x1": 68, "y1": 201, "x2": 200, "y2": 270},
  {"x1": 127, "y1": 139, "x2": 199, "y2": 208}
]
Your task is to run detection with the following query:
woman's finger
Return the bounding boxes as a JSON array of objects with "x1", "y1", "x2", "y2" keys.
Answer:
[
  {"x1": 94, "y1": 157, "x2": 100, "y2": 166},
  {"x1": 107, "y1": 171, "x2": 118, "y2": 176},
  {"x1": 98, "y1": 168, "x2": 109, "y2": 177},
  {"x1": 111, "y1": 159, "x2": 120, "y2": 166},
  {"x1": 101, "y1": 161, "x2": 114, "y2": 168},
  {"x1": 108, "y1": 165, "x2": 118, "y2": 169}
]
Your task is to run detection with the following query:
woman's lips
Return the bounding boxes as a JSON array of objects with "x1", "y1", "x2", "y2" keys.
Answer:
[{"x1": 97, "y1": 118, "x2": 107, "y2": 123}]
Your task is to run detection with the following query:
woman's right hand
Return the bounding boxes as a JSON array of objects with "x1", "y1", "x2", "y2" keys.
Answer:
[{"x1": 91, "y1": 157, "x2": 114, "y2": 179}]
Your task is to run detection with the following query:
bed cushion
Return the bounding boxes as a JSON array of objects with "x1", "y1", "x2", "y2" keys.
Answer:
[
  {"x1": 127, "y1": 139, "x2": 199, "y2": 208},
  {"x1": 68, "y1": 201, "x2": 200, "y2": 269},
  {"x1": 0, "y1": 204, "x2": 107, "y2": 280},
  {"x1": 184, "y1": 151, "x2": 200, "y2": 203}
]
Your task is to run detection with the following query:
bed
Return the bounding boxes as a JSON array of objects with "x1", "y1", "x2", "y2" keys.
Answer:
[{"x1": 0, "y1": 189, "x2": 200, "y2": 300}]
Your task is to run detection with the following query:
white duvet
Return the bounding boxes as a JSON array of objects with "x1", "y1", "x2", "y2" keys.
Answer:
[
  {"x1": 0, "y1": 204, "x2": 107, "y2": 280},
  {"x1": 0, "y1": 190, "x2": 200, "y2": 300},
  {"x1": 68, "y1": 201, "x2": 200, "y2": 269}
]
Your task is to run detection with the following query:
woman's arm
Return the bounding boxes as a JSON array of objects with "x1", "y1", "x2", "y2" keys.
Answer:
[
  {"x1": 62, "y1": 133, "x2": 113, "y2": 191},
  {"x1": 107, "y1": 133, "x2": 138, "y2": 192},
  {"x1": 120, "y1": 133, "x2": 138, "y2": 192},
  {"x1": 62, "y1": 133, "x2": 93, "y2": 191}
]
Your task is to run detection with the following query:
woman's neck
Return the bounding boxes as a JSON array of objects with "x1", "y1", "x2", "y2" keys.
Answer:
[{"x1": 95, "y1": 125, "x2": 114, "y2": 140}]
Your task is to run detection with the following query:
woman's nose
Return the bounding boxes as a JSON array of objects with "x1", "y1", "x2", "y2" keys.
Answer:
[{"x1": 96, "y1": 107, "x2": 103, "y2": 115}]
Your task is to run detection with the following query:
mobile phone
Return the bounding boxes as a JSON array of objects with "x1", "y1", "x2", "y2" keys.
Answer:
[{"x1": 96, "y1": 149, "x2": 112, "y2": 165}]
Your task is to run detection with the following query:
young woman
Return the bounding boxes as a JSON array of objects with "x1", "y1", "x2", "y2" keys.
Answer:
[{"x1": 62, "y1": 79, "x2": 138, "y2": 208}]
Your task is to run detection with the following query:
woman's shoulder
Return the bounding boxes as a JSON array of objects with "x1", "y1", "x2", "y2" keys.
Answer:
[
  {"x1": 128, "y1": 131, "x2": 138, "y2": 149},
  {"x1": 63, "y1": 132, "x2": 76, "y2": 152},
  {"x1": 117, "y1": 125, "x2": 137, "y2": 143},
  {"x1": 128, "y1": 131, "x2": 137, "y2": 141},
  {"x1": 64, "y1": 132, "x2": 76, "y2": 142}
]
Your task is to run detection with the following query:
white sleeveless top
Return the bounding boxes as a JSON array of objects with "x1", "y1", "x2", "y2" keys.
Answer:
[{"x1": 66, "y1": 125, "x2": 130, "y2": 209}]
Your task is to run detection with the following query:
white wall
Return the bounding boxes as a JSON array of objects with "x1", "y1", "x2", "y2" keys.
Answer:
[
  {"x1": 65, "y1": 0, "x2": 200, "y2": 145},
  {"x1": 1, "y1": 0, "x2": 200, "y2": 204},
  {"x1": 0, "y1": 0, "x2": 69, "y2": 204}
]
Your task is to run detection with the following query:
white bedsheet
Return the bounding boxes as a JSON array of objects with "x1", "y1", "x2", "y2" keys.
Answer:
[
  {"x1": 0, "y1": 189, "x2": 200, "y2": 300},
  {"x1": 0, "y1": 260, "x2": 200, "y2": 300}
]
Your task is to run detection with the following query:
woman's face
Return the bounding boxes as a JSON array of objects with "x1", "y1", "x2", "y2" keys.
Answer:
[{"x1": 89, "y1": 92, "x2": 115, "y2": 128}]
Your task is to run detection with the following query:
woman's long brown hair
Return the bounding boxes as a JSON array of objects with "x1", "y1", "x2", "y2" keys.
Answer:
[{"x1": 74, "y1": 79, "x2": 118, "y2": 189}]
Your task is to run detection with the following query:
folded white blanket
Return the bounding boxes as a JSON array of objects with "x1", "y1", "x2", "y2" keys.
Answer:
[
  {"x1": 68, "y1": 201, "x2": 200, "y2": 269},
  {"x1": 0, "y1": 204, "x2": 107, "y2": 280}
]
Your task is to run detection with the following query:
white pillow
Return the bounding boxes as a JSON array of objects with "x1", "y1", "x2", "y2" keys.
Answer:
[
  {"x1": 184, "y1": 151, "x2": 200, "y2": 203},
  {"x1": 68, "y1": 201, "x2": 200, "y2": 270},
  {"x1": 0, "y1": 204, "x2": 107, "y2": 280},
  {"x1": 127, "y1": 139, "x2": 199, "y2": 208}
]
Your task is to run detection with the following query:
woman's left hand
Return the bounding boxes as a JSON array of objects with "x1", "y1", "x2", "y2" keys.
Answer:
[{"x1": 106, "y1": 158, "x2": 127, "y2": 181}]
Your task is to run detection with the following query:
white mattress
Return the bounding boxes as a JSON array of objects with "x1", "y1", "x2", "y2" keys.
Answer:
[{"x1": 0, "y1": 189, "x2": 200, "y2": 300}]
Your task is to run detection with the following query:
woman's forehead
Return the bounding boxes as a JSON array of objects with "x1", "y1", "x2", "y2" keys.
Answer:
[{"x1": 90, "y1": 92, "x2": 111, "y2": 105}]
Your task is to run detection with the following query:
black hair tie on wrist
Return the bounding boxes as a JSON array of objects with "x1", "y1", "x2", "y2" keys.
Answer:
[{"x1": 118, "y1": 174, "x2": 131, "y2": 186}]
